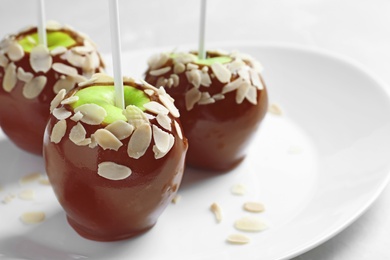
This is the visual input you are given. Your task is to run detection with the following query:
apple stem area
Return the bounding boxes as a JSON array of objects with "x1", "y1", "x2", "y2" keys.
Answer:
[{"x1": 108, "y1": 0, "x2": 125, "y2": 110}]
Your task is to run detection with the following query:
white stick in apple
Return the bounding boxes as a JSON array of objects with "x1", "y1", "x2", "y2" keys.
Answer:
[
  {"x1": 198, "y1": 0, "x2": 207, "y2": 60},
  {"x1": 37, "y1": 0, "x2": 47, "y2": 47},
  {"x1": 108, "y1": 0, "x2": 125, "y2": 110}
]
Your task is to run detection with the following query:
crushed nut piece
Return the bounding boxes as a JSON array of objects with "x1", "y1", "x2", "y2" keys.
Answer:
[
  {"x1": 231, "y1": 184, "x2": 246, "y2": 195},
  {"x1": 226, "y1": 234, "x2": 250, "y2": 245},
  {"x1": 243, "y1": 202, "x2": 265, "y2": 213},
  {"x1": 268, "y1": 103, "x2": 283, "y2": 116},
  {"x1": 19, "y1": 172, "x2": 42, "y2": 184},
  {"x1": 210, "y1": 202, "x2": 223, "y2": 223},
  {"x1": 234, "y1": 216, "x2": 267, "y2": 232},
  {"x1": 20, "y1": 211, "x2": 46, "y2": 224},
  {"x1": 18, "y1": 189, "x2": 35, "y2": 200}
]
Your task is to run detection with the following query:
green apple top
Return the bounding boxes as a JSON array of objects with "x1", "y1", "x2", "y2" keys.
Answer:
[
  {"x1": 71, "y1": 85, "x2": 150, "y2": 125},
  {"x1": 18, "y1": 31, "x2": 76, "y2": 52},
  {"x1": 170, "y1": 53, "x2": 232, "y2": 66}
]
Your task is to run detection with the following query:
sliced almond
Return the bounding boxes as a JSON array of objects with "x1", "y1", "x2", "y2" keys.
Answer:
[
  {"x1": 69, "y1": 122, "x2": 87, "y2": 144},
  {"x1": 171, "y1": 194, "x2": 181, "y2": 204},
  {"x1": 17, "y1": 67, "x2": 33, "y2": 82},
  {"x1": 173, "y1": 53, "x2": 197, "y2": 64},
  {"x1": 50, "y1": 46, "x2": 67, "y2": 56},
  {"x1": 70, "y1": 111, "x2": 84, "y2": 122},
  {"x1": 245, "y1": 85, "x2": 257, "y2": 105},
  {"x1": 234, "y1": 216, "x2": 267, "y2": 232},
  {"x1": 18, "y1": 189, "x2": 35, "y2": 200},
  {"x1": 185, "y1": 69, "x2": 201, "y2": 88},
  {"x1": 147, "y1": 52, "x2": 169, "y2": 70},
  {"x1": 97, "y1": 162, "x2": 132, "y2": 180},
  {"x1": 170, "y1": 74, "x2": 180, "y2": 87},
  {"x1": 93, "y1": 129, "x2": 123, "y2": 151},
  {"x1": 0, "y1": 52, "x2": 9, "y2": 67},
  {"x1": 174, "y1": 120, "x2": 183, "y2": 139},
  {"x1": 153, "y1": 133, "x2": 174, "y2": 159},
  {"x1": 211, "y1": 62, "x2": 231, "y2": 83},
  {"x1": 3, "y1": 62, "x2": 17, "y2": 92},
  {"x1": 222, "y1": 78, "x2": 243, "y2": 94},
  {"x1": 7, "y1": 41, "x2": 24, "y2": 61},
  {"x1": 249, "y1": 69, "x2": 263, "y2": 90},
  {"x1": 53, "y1": 76, "x2": 76, "y2": 94},
  {"x1": 50, "y1": 89, "x2": 66, "y2": 112},
  {"x1": 212, "y1": 93, "x2": 225, "y2": 101},
  {"x1": 52, "y1": 107, "x2": 72, "y2": 120},
  {"x1": 200, "y1": 71, "x2": 212, "y2": 87},
  {"x1": 227, "y1": 58, "x2": 246, "y2": 73},
  {"x1": 46, "y1": 20, "x2": 63, "y2": 30},
  {"x1": 52, "y1": 63, "x2": 78, "y2": 77},
  {"x1": 149, "y1": 67, "x2": 171, "y2": 76},
  {"x1": 20, "y1": 211, "x2": 45, "y2": 224},
  {"x1": 143, "y1": 101, "x2": 169, "y2": 115},
  {"x1": 30, "y1": 45, "x2": 52, "y2": 73},
  {"x1": 19, "y1": 172, "x2": 41, "y2": 184},
  {"x1": 226, "y1": 234, "x2": 250, "y2": 245},
  {"x1": 51, "y1": 119, "x2": 67, "y2": 144},
  {"x1": 105, "y1": 120, "x2": 134, "y2": 140},
  {"x1": 268, "y1": 103, "x2": 282, "y2": 116},
  {"x1": 243, "y1": 202, "x2": 265, "y2": 213},
  {"x1": 123, "y1": 105, "x2": 149, "y2": 128},
  {"x1": 61, "y1": 95, "x2": 79, "y2": 105},
  {"x1": 152, "y1": 125, "x2": 171, "y2": 153},
  {"x1": 23, "y1": 76, "x2": 47, "y2": 99},
  {"x1": 158, "y1": 90, "x2": 180, "y2": 117},
  {"x1": 127, "y1": 123, "x2": 152, "y2": 159},
  {"x1": 231, "y1": 184, "x2": 246, "y2": 195},
  {"x1": 210, "y1": 202, "x2": 223, "y2": 223},
  {"x1": 236, "y1": 82, "x2": 250, "y2": 104},
  {"x1": 173, "y1": 62, "x2": 186, "y2": 74},
  {"x1": 156, "y1": 113, "x2": 172, "y2": 131},
  {"x1": 186, "y1": 63, "x2": 199, "y2": 70},
  {"x1": 76, "y1": 137, "x2": 92, "y2": 146},
  {"x1": 74, "y1": 104, "x2": 107, "y2": 125},
  {"x1": 185, "y1": 87, "x2": 201, "y2": 111},
  {"x1": 144, "y1": 89, "x2": 155, "y2": 96}
]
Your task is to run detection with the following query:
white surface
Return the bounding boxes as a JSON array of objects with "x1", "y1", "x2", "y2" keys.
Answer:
[
  {"x1": 1, "y1": 0, "x2": 390, "y2": 259},
  {"x1": 1, "y1": 44, "x2": 390, "y2": 259}
]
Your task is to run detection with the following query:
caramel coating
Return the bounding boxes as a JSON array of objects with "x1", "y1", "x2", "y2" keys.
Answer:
[
  {"x1": 145, "y1": 51, "x2": 268, "y2": 171},
  {"x1": 44, "y1": 81, "x2": 188, "y2": 241},
  {"x1": 0, "y1": 27, "x2": 104, "y2": 155}
]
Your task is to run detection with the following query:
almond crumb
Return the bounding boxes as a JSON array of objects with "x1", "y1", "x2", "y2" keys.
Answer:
[
  {"x1": 231, "y1": 184, "x2": 246, "y2": 195},
  {"x1": 268, "y1": 103, "x2": 282, "y2": 116},
  {"x1": 226, "y1": 234, "x2": 250, "y2": 244},
  {"x1": 171, "y1": 194, "x2": 181, "y2": 204},
  {"x1": 19, "y1": 172, "x2": 42, "y2": 184},
  {"x1": 243, "y1": 202, "x2": 265, "y2": 213},
  {"x1": 18, "y1": 189, "x2": 35, "y2": 200},
  {"x1": 234, "y1": 216, "x2": 267, "y2": 232},
  {"x1": 210, "y1": 202, "x2": 223, "y2": 223},
  {"x1": 20, "y1": 211, "x2": 46, "y2": 224}
]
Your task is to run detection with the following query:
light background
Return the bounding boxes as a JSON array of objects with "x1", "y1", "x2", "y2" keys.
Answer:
[{"x1": 1, "y1": 0, "x2": 390, "y2": 259}]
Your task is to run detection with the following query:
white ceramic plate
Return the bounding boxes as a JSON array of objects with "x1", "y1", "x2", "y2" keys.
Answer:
[{"x1": 1, "y1": 43, "x2": 390, "y2": 260}]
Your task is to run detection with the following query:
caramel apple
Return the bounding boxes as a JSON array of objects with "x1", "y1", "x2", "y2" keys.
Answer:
[
  {"x1": 43, "y1": 74, "x2": 188, "y2": 241},
  {"x1": 144, "y1": 50, "x2": 268, "y2": 171},
  {"x1": 0, "y1": 21, "x2": 105, "y2": 155}
]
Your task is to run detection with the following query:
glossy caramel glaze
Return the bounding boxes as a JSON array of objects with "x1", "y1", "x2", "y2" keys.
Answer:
[
  {"x1": 0, "y1": 27, "x2": 104, "y2": 155},
  {"x1": 145, "y1": 52, "x2": 268, "y2": 171},
  {"x1": 44, "y1": 82, "x2": 188, "y2": 241}
]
